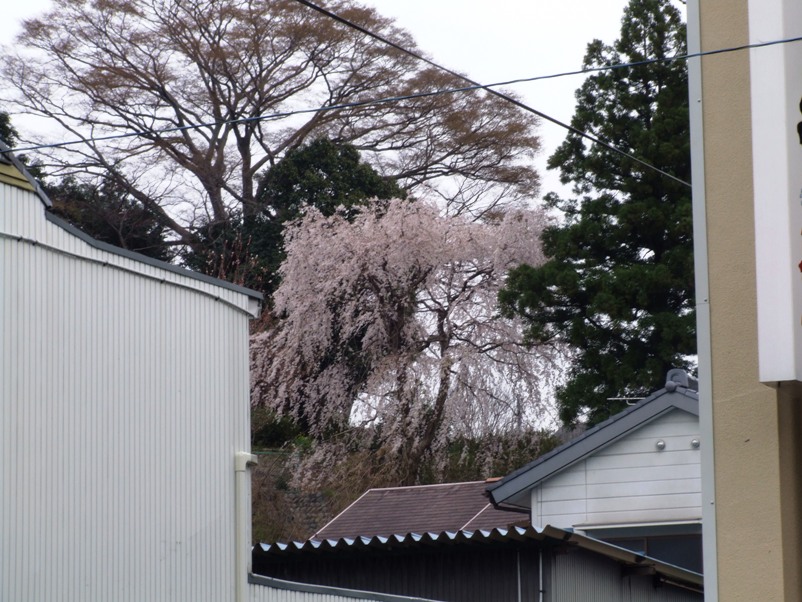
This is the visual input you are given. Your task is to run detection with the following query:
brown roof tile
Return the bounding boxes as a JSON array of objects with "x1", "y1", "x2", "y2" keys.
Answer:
[{"x1": 312, "y1": 481, "x2": 528, "y2": 540}]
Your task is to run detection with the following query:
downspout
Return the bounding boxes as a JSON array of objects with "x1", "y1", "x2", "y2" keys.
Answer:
[
  {"x1": 235, "y1": 452, "x2": 258, "y2": 602},
  {"x1": 538, "y1": 549, "x2": 544, "y2": 602},
  {"x1": 686, "y1": 2, "x2": 719, "y2": 600}
]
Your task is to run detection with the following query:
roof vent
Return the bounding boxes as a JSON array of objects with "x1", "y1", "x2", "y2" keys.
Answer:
[{"x1": 665, "y1": 369, "x2": 698, "y2": 392}]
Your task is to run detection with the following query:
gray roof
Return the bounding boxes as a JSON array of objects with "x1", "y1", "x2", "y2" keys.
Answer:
[
  {"x1": 488, "y1": 369, "x2": 699, "y2": 508},
  {"x1": 312, "y1": 480, "x2": 527, "y2": 540},
  {"x1": 254, "y1": 524, "x2": 703, "y2": 592},
  {"x1": 0, "y1": 141, "x2": 262, "y2": 301}
]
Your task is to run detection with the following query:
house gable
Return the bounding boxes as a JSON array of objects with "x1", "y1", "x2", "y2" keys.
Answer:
[
  {"x1": 532, "y1": 408, "x2": 702, "y2": 529},
  {"x1": 488, "y1": 370, "x2": 699, "y2": 514},
  {"x1": 487, "y1": 370, "x2": 702, "y2": 572}
]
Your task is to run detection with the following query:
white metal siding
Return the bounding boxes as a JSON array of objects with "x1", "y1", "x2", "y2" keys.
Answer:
[
  {"x1": 249, "y1": 582, "x2": 439, "y2": 602},
  {"x1": 250, "y1": 584, "x2": 383, "y2": 602},
  {"x1": 1, "y1": 182, "x2": 253, "y2": 601},
  {"x1": 533, "y1": 410, "x2": 702, "y2": 528}
]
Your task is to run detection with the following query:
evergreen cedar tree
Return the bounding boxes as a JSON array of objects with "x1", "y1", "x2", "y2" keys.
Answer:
[
  {"x1": 5, "y1": 0, "x2": 540, "y2": 286},
  {"x1": 0, "y1": 112, "x2": 18, "y2": 148},
  {"x1": 499, "y1": 0, "x2": 694, "y2": 426}
]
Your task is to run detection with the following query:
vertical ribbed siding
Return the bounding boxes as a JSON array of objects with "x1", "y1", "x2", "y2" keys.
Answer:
[
  {"x1": 2, "y1": 183, "x2": 253, "y2": 601},
  {"x1": 550, "y1": 548, "x2": 701, "y2": 602},
  {"x1": 551, "y1": 548, "x2": 623, "y2": 601},
  {"x1": 254, "y1": 545, "x2": 540, "y2": 602},
  {"x1": 248, "y1": 582, "x2": 437, "y2": 602}
]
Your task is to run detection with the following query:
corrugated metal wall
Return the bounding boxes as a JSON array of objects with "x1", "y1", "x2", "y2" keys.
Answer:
[
  {"x1": 1, "y1": 182, "x2": 254, "y2": 600},
  {"x1": 254, "y1": 545, "x2": 540, "y2": 602},
  {"x1": 550, "y1": 548, "x2": 701, "y2": 602},
  {"x1": 249, "y1": 578, "x2": 440, "y2": 602},
  {"x1": 252, "y1": 588, "x2": 365, "y2": 602}
]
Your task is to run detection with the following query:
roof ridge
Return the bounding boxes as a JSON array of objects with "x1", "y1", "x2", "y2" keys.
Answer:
[
  {"x1": 367, "y1": 480, "x2": 486, "y2": 492},
  {"x1": 312, "y1": 488, "x2": 373, "y2": 539},
  {"x1": 458, "y1": 503, "x2": 493, "y2": 531}
]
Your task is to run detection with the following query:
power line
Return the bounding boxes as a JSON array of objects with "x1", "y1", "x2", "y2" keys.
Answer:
[
  {"x1": 291, "y1": 0, "x2": 802, "y2": 187},
  {"x1": 292, "y1": 0, "x2": 692, "y2": 188},
  {"x1": 3, "y1": 12, "x2": 800, "y2": 190},
  {"x1": 2, "y1": 80, "x2": 551, "y2": 154}
]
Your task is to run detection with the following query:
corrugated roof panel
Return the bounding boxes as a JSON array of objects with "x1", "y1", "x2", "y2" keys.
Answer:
[{"x1": 254, "y1": 524, "x2": 702, "y2": 591}]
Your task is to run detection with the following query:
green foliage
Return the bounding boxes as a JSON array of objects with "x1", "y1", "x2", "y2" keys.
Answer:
[
  {"x1": 500, "y1": 0, "x2": 694, "y2": 426},
  {"x1": 184, "y1": 138, "x2": 404, "y2": 296},
  {"x1": 0, "y1": 110, "x2": 45, "y2": 179},
  {"x1": 252, "y1": 137, "x2": 405, "y2": 293},
  {"x1": 0, "y1": 111, "x2": 19, "y2": 148},
  {"x1": 251, "y1": 406, "x2": 303, "y2": 450},
  {"x1": 436, "y1": 430, "x2": 563, "y2": 483},
  {"x1": 46, "y1": 177, "x2": 172, "y2": 262},
  {"x1": 258, "y1": 138, "x2": 405, "y2": 221}
]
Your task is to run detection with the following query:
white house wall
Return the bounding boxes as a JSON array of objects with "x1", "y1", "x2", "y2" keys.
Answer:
[
  {"x1": 1, "y1": 181, "x2": 254, "y2": 600},
  {"x1": 532, "y1": 410, "x2": 702, "y2": 528}
]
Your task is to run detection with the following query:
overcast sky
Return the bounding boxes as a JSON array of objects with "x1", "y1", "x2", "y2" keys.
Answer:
[{"x1": 1, "y1": 0, "x2": 645, "y2": 199}]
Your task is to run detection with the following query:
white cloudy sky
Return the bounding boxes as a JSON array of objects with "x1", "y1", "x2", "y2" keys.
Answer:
[{"x1": 1, "y1": 0, "x2": 646, "y2": 198}]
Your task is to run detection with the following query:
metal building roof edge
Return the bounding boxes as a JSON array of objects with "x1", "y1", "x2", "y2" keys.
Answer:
[
  {"x1": 45, "y1": 212, "x2": 264, "y2": 301},
  {"x1": 0, "y1": 141, "x2": 51, "y2": 206},
  {"x1": 253, "y1": 524, "x2": 703, "y2": 592},
  {"x1": 0, "y1": 141, "x2": 262, "y2": 302}
]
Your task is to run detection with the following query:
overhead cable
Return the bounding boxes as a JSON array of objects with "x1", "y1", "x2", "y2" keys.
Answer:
[
  {"x1": 3, "y1": 10, "x2": 800, "y2": 190},
  {"x1": 292, "y1": 0, "x2": 692, "y2": 188}
]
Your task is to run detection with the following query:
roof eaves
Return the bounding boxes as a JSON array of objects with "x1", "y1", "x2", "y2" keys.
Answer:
[
  {"x1": 0, "y1": 141, "x2": 51, "y2": 206},
  {"x1": 0, "y1": 142, "x2": 262, "y2": 303},
  {"x1": 45, "y1": 212, "x2": 263, "y2": 301},
  {"x1": 536, "y1": 526, "x2": 703, "y2": 590}
]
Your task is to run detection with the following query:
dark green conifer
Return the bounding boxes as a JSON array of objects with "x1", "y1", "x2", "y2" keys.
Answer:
[{"x1": 500, "y1": 0, "x2": 693, "y2": 425}]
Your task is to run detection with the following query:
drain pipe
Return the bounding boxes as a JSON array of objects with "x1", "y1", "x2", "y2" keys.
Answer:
[
  {"x1": 235, "y1": 452, "x2": 258, "y2": 602},
  {"x1": 538, "y1": 549, "x2": 544, "y2": 602}
]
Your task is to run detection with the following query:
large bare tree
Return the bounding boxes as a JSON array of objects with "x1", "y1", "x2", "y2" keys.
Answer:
[{"x1": 4, "y1": 0, "x2": 540, "y2": 263}]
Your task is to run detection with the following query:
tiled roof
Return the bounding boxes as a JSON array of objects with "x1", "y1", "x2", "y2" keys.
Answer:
[{"x1": 312, "y1": 480, "x2": 527, "y2": 540}]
